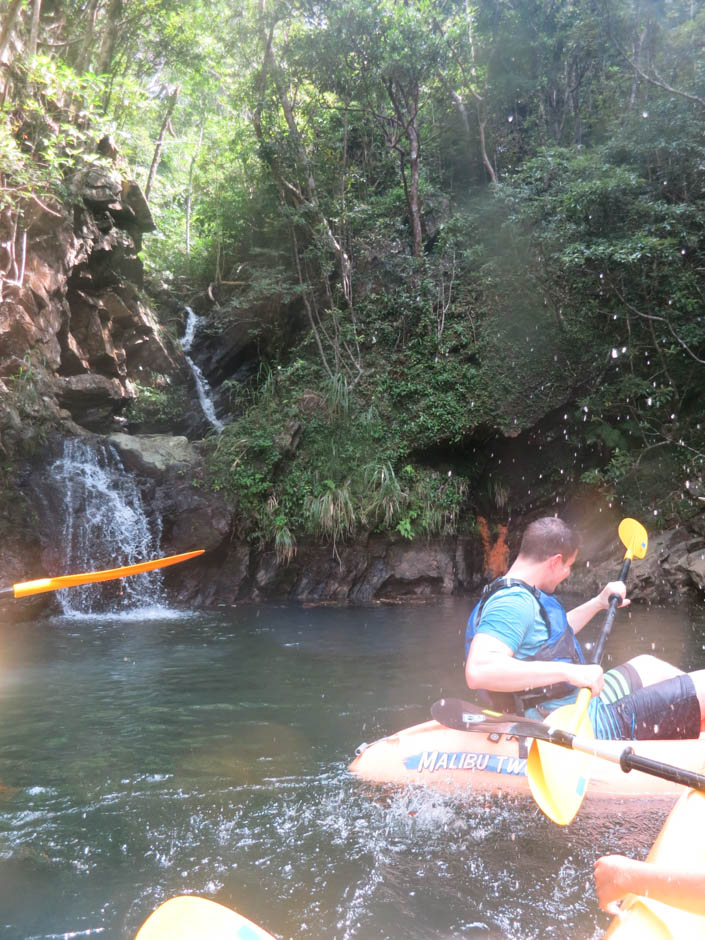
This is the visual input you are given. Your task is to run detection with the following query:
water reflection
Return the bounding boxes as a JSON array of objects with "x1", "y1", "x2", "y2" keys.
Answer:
[{"x1": 0, "y1": 599, "x2": 702, "y2": 938}]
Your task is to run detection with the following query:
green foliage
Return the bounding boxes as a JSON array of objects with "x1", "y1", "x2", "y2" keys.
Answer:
[
  {"x1": 126, "y1": 382, "x2": 189, "y2": 430},
  {"x1": 0, "y1": 55, "x2": 110, "y2": 210},
  {"x1": 305, "y1": 480, "x2": 356, "y2": 543},
  {"x1": 396, "y1": 466, "x2": 470, "y2": 539}
]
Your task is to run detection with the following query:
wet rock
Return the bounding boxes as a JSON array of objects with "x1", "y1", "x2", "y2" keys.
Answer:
[
  {"x1": 106, "y1": 432, "x2": 233, "y2": 558},
  {"x1": 108, "y1": 432, "x2": 201, "y2": 476}
]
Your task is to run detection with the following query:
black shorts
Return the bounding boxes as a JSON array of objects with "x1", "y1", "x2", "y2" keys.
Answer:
[{"x1": 590, "y1": 668, "x2": 701, "y2": 740}]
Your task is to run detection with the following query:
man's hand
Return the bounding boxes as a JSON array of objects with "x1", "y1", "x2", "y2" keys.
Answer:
[
  {"x1": 595, "y1": 580, "x2": 630, "y2": 609},
  {"x1": 565, "y1": 663, "x2": 604, "y2": 697}
]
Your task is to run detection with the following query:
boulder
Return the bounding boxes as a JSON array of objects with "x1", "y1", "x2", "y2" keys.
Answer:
[
  {"x1": 108, "y1": 432, "x2": 201, "y2": 476},
  {"x1": 53, "y1": 374, "x2": 133, "y2": 429},
  {"x1": 69, "y1": 165, "x2": 123, "y2": 209}
]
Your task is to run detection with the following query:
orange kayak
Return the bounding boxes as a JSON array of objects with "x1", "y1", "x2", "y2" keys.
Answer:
[
  {"x1": 603, "y1": 781, "x2": 705, "y2": 938},
  {"x1": 135, "y1": 896, "x2": 277, "y2": 939},
  {"x1": 349, "y1": 719, "x2": 705, "y2": 801}
]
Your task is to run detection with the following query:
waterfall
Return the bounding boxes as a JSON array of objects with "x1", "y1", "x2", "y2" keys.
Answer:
[
  {"x1": 46, "y1": 438, "x2": 165, "y2": 616},
  {"x1": 181, "y1": 307, "x2": 225, "y2": 432}
]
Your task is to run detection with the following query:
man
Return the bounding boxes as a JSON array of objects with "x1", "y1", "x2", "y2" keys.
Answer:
[{"x1": 465, "y1": 516, "x2": 705, "y2": 740}]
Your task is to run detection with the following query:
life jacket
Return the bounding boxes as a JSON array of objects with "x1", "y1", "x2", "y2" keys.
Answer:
[{"x1": 464, "y1": 577, "x2": 586, "y2": 715}]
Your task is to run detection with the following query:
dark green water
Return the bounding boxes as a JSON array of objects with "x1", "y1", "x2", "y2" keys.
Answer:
[{"x1": 0, "y1": 597, "x2": 703, "y2": 939}]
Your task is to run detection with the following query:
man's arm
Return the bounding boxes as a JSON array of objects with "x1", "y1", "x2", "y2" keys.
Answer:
[
  {"x1": 566, "y1": 581, "x2": 629, "y2": 634},
  {"x1": 465, "y1": 633, "x2": 604, "y2": 695},
  {"x1": 594, "y1": 854, "x2": 705, "y2": 917}
]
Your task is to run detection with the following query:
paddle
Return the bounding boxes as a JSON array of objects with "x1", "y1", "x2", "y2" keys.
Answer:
[
  {"x1": 527, "y1": 517, "x2": 648, "y2": 825},
  {"x1": 431, "y1": 698, "x2": 705, "y2": 794},
  {"x1": 0, "y1": 550, "x2": 205, "y2": 599}
]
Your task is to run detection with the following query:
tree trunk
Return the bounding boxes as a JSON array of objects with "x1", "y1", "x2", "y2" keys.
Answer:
[
  {"x1": 73, "y1": 0, "x2": 101, "y2": 73},
  {"x1": 0, "y1": 0, "x2": 24, "y2": 65},
  {"x1": 186, "y1": 121, "x2": 204, "y2": 269},
  {"x1": 27, "y1": 0, "x2": 42, "y2": 56},
  {"x1": 407, "y1": 116, "x2": 423, "y2": 258},
  {"x1": 96, "y1": 0, "x2": 124, "y2": 76},
  {"x1": 144, "y1": 85, "x2": 180, "y2": 202}
]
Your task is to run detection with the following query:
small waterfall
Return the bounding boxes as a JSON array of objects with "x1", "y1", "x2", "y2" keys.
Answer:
[
  {"x1": 181, "y1": 307, "x2": 225, "y2": 432},
  {"x1": 46, "y1": 438, "x2": 165, "y2": 616}
]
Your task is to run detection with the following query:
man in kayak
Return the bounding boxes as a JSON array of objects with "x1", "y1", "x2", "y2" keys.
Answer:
[
  {"x1": 594, "y1": 852, "x2": 705, "y2": 917},
  {"x1": 465, "y1": 516, "x2": 705, "y2": 740}
]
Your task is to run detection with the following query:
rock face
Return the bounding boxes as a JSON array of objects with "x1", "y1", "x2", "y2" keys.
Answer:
[
  {"x1": 0, "y1": 164, "x2": 175, "y2": 436},
  {"x1": 568, "y1": 526, "x2": 705, "y2": 603},
  {"x1": 168, "y1": 533, "x2": 483, "y2": 608}
]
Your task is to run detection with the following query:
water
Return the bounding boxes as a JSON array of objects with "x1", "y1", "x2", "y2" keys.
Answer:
[
  {"x1": 43, "y1": 440, "x2": 164, "y2": 616},
  {"x1": 0, "y1": 598, "x2": 703, "y2": 939},
  {"x1": 181, "y1": 308, "x2": 225, "y2": 433}
]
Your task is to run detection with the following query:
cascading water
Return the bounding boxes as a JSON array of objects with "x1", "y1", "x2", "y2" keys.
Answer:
[
  {"x1": 181, "y1": 307, "x2": 225, "y2": 432},
  {"x1": 46, "y1": 438, "x2": 165, "y2": 616}
]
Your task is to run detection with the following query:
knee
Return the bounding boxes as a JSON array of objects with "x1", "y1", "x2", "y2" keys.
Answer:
[{"x1": 627, "y1": 654, "x2": 682, "y2": 686}]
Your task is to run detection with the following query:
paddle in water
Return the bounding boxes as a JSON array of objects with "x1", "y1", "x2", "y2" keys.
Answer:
[
  {"x1": 527, "y1": 517, "x2": 648, "y2": 824},
  {"x1": 431, "y1": 697, "x2": 705, "y2": 794},
  {"x1": 0, "y1": 550, "x2": 205, "y2": 599}
]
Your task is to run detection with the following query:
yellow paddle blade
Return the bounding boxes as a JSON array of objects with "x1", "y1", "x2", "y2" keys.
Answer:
[
  {"x1": 10, "y1": 550, "x2": 205, "y2": 598},
  {"x1": 527, "y1": 688, "x2": 594, "y2": 826},
  {"x1": 618, "y1": 518, "x2": 648, "y2": 560},
  {"x1": 135, "y1": 896, "x2": 277, "y2": 940}
]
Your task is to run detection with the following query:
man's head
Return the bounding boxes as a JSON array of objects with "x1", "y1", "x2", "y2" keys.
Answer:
[
  {"x1": 519, "y1": 516, "x2": 581, "y2": 562},
  {"x1": 518, "y1": 517, "x2": 581, "y2": 593}
]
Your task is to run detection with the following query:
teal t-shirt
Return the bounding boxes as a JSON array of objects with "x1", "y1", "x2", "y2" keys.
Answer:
[
  {"x1": 476, "y1": 586, "x2": 548, "y2": 657},
  {"x1": 475, "y1": 585, "x2": 578, "y2": 715}
]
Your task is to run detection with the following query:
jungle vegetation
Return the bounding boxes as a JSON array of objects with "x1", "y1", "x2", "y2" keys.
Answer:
[{"x1": 2, "y1": 0, "x2": 705, "y2": 555}]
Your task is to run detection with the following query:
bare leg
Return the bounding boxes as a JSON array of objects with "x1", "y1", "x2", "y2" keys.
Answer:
[{"x1": 625, "y1": 654, "x2": 684, "y2": 686}]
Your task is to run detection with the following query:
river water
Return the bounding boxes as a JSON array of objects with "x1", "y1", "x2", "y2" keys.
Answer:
[{"x1": 0, "y1": 597, "x2": 704, "y2": 939}]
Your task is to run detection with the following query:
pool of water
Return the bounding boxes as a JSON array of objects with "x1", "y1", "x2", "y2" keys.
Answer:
[{"x1": 0, "y1": 596, "x2": 703, "y2": 939}]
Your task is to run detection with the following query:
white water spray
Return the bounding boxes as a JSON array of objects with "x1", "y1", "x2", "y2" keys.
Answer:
[{"x1": 181, "y1": 307, "x2": 225, "y2": 432}]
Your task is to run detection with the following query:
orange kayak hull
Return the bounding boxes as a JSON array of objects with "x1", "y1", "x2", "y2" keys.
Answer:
[{"x1": 349, "y1": 720, "x2": 705, "y2": 800}]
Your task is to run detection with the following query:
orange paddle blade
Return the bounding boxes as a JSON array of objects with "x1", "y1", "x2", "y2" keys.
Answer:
[{"x1": 8, "y1": 550, "x2": 205, "y2": 598}]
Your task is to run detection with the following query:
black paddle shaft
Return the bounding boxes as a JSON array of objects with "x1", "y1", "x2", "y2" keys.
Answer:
[
  {"x1": 619, "y1": 747, "x2": 705, "y2": 793},
  {"x1": 432, "y1": 698, "x2": 705, "y2": 793},
  {"x1": 591, "y1": 556, "x2": 632, "y2": 665}
]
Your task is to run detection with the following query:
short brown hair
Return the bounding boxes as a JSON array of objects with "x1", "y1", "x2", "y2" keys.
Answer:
[{"x1": 518, "y1": 517, "x2": 581, "y2": 562}]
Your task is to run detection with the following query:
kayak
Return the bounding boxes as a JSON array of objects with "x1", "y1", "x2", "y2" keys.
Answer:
[
  {"x1": 603, "y1": 780, "x2": 705, "y2": 938},
  {"x1": 135, "y1": 896, "x2": 276, "y2": 939},
  {"x1": 349, "y1": 719, "x2": 705, "y2": 801}
]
